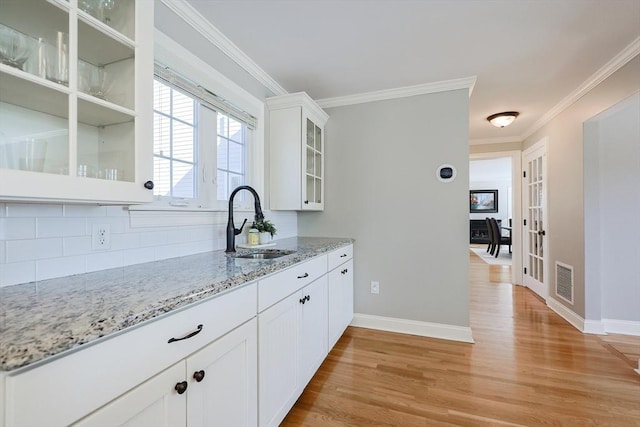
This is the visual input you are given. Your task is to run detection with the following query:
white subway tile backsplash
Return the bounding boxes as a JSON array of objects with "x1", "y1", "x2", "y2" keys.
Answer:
[
  {"x1": 106, "y1": 206, "x2": 129, "y2": 217},
  {"x1": 86, "y1": 251, "x2": 124, "y2": 272},
  {"x1": 7, "y1": 203, "x2": 63, "y2": 217},
  {"x1": 122, "y1": 248, "x2": 156, "y2": 266},
  {"x1": 6, "y1": 238, "x2": 63, "y2": 263},
  {"x1": 85, "y1": 217, "x2": 126, "y2": 234},
  {"x1": 64, "y1": 205, "x2": 107, "y2": 217},
  {"x1": 36, "y1": 256, "x2": 86, "y2": 281},
  {"x1": 167, "y1": 229, "x2": 193, "y2": 244},
  {"x1": 110, "y1": 232, "x2": 140, "y2": 250},
  {"x1": 139, "y1": 230, "x2": 168, "y2": 247},
  {"x1": 0, "y1": 261, "x2": 36, "y2": 287},
  {"x1": 63, "y1": 236, "x2": 92, "y2": 256},
  {"x1": 2, "y1": 202, "x2": 298, "y2": 286},
  {"x1": 37, "y1": 218, "x2": 86, "y2": 238},
  {"x1": 0, "y1": 218, "x2": 37, "y2": 240}
]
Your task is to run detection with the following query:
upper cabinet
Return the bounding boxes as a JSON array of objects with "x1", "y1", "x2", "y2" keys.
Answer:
[
  {"x1": 267, "y1": 92, "x2": 328, "y2": 211},
  {"x1": 0, "y1": 0, "x2": 153, "y2": 204}
]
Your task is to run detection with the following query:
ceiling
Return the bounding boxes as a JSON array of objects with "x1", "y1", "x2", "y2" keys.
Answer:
[{"x1": 185, "y1": 0, "x2": 640, "y2": 143}]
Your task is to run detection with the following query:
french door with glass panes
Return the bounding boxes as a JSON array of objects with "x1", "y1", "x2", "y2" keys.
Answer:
[{"x1": 522, "y1": 141, "x2": 548, "y2": 300}]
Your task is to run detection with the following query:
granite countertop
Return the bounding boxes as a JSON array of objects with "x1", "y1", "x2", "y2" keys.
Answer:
[{"x1": 0, "y1": 237, "x2": 353, "y2": 372}]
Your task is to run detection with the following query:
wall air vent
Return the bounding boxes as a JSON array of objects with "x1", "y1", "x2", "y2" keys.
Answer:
[{"x1": 555, "y1": 262, "x2": 574, "y2": 304}]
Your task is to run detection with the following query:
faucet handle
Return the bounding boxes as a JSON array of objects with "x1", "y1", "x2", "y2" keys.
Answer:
[{"x1": 235, "y1": 218, "x2": 248, "y2": 235}]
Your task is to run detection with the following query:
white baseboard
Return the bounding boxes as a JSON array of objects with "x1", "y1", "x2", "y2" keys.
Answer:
[
  {"x1": 547, "y1": 298, "x2": 640, "y2": 337},
  {"x1": 583, "y1": 319, "x2": 607, "y2": 335},
  {"x1": 350, "y1": 313, "x2": 474, "y2": 343},
  {"x1": 602, "y1": 319, "x2": 640, "y2": 336},
  {"x1": 546, "y1": 298, "x2": 586, "y2": 332}
]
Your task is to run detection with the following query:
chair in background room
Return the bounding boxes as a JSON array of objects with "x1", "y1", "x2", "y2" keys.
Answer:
[
  {"x1": 485, "y1": 217, "x2": 495, "y2": 254},
  {"x1": 489, "y1": 217, "x2": 511, "y2": 257}
]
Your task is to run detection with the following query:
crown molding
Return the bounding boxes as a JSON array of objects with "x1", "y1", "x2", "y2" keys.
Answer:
[
  {"x1": 521, "y1": 36, "x2": 640, "y2": 140},
  {"x1": 159, "y1": 0, "x2": 287, "y2": 97},
  {"x1": 316, "y1": 76, "x2": 477, "y2": 109},
  {"x1": 469, "y1": 136, "x2": 523, "y2": 146}
]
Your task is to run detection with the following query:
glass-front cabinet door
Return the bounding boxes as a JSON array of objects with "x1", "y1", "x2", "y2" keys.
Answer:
[
  {"x1": 304, "y1": 117, "x2": 323, "y2": 209},
  {"x1": 0, "y1": 0, "x2": 153, "y2": 204}
]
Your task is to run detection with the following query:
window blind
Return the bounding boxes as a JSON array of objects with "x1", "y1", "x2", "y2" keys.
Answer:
[{"x1": 154, "y1": 63, "x2": 257, "y2": 130}]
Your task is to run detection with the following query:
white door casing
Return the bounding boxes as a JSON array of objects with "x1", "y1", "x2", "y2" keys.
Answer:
[{"x1": 522, "y1": 139, "x2": 548, "y2": 300}]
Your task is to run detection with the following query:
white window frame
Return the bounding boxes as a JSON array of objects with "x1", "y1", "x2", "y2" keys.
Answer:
[{"x1": 130, "y1": 30, "x2": 265, "y2": 220}]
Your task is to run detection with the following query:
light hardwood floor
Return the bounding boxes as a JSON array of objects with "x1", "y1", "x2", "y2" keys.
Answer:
[{"x1": 282, "y1": 252, "x2": 640, "y2": 426}]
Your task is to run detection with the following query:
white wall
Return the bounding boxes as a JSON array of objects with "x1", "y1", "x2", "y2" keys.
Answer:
[
  {"x1": 584, "y1": 92, "x2": 640, "y2": 327},
  {"x1": 298, "y1": 89, "x2": 470, "y2": 329},
  {"x1": 523, "y1": 55, "x2": 640, "y2": 318}
]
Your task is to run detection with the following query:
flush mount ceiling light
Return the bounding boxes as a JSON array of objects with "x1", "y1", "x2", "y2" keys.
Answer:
[{"x1": 487, "y1": 111, "x2": 519, "y2": 128}]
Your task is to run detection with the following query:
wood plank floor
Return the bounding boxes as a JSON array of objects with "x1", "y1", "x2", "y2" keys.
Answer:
[{"x1": 282, "y1": 252, "x2": 640, "y2": 426}]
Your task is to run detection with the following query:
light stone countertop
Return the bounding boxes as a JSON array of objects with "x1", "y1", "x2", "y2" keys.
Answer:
[{"x1": 0, "y1": 237, "x2": 353, "y2": 372}]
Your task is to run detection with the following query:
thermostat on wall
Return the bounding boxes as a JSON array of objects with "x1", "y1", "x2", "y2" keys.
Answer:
[{"x1": 436, "y1": 164, "x2": 457, "y2": 183}]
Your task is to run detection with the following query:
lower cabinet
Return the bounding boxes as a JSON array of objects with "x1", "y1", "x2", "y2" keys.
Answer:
[
  {"x1": 328, "y1": 258, "x2": 354, "y2": 350},
  {"x1": 73, "y1": 318, "x2": 257, "y2": 427},
  {"x1": 258, "y1": 276, "x2": 328, "y2": 427}
]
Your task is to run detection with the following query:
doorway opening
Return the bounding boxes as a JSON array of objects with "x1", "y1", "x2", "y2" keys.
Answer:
[{"x1": 469, "y1": 151, "x2": 523, "y2": 285}]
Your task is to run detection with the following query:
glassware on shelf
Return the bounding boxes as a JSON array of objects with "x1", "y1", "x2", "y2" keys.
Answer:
[
  {"x1": 0, "y1": 24, "x2": 34, "y2": 71},
  {"x1": 80, "y1": 0, "x2": 119, "y2": 25},
  {"x1": 79, "y1": 60, "x2": 108, "y2": 99},
  {"x1": 44, "y1": 32, "x2": 69, "y2": 86},
  {"x1": 97, "y1": 0, "x2": 118, "y2": 25}
]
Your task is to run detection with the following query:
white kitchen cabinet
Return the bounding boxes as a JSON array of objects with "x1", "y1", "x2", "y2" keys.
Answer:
[
  {"x1": 258, "y1": 275, "x2": 328, "y2": 427},
  {"x1": 4, "y1": 283, "x2": 257, "y2": 427},
  {"x1": 328, "y1": 258, "x2": 354, "y2": 350},
  {"x1": 72, "y1": 362, "x2": 187, "y2": 427},
  {"x1": 74, "y1": 319, "x2": 257, "y2": 427},
  {"x1": 0, "y1": 0, "x2": 154, "y2": 204},
  {"x1": 267, "y1": 92, "x2": 328, "y2": 211},
  {"x1": 186, "y1": 318, "x2": 257, "y2": 427}
]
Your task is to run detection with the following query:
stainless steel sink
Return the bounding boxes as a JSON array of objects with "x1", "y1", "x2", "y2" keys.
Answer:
[{"x1": 230, "y1": 250, "x2": 295, "y2": 260}]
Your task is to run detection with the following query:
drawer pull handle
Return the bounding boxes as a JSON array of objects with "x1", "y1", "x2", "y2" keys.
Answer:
[
  {"x1": 297, "y1": 273, "x2": 309, "y2": 279},
  {"x1": 168, "y1": 324, "x2": 203, "y2": 343},
  {"x1": 175, "y1": 381, "x2": 188, "y2": 395},
  {"x1": 340, "y1": 254, "x2": 347, "y2": 258},
  {"x1": 341, "y1": 268, "x2": 348, "y2": 274},
  {"x1": 193, "y1": 370, "x2": 206, "y2": 382},
  {"x1": 299, "y1": 295, "x2": 311, "y2": 304},
  {"x1": 306, "y1": 295, "x2": 311, "y2": 302}
]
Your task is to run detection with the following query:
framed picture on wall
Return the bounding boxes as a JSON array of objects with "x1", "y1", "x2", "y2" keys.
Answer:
[{"x1": 470, "y1": 189, "x2": 498, "y2": 213}]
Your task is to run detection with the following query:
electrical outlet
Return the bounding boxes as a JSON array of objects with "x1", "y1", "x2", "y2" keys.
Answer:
[
  {"x1": 92, "y1": 224, "x2": 111, "y2": 250},
  {"x1": 371, "y1": 281, "x2": 380, "y2": 294}
]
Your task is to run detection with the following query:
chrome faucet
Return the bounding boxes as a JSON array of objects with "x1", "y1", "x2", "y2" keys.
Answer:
[{"x1": 226, "y1": 185, "x2": 265, "y2": 252}]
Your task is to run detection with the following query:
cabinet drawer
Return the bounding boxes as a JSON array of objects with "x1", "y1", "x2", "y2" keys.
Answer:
[
  {"x1": 328, "y1": 244, "x2": 353, "y2": 271},
  {"x1": 258, "y1": 255, "x2": 327, "y2": 312},
  {"x1": 5, "y1": 282, "x2": 257, "y2": 427}
]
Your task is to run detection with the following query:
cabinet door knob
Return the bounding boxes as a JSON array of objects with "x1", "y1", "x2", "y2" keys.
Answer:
[
  {"x1": 193, "y1": 370, "x2": 206, "y2": 382},
  {"x1": 175, "y1": 381, "x2": 188, "y2": 395},
  {"x1": 144, "y1": 180, "x2": 154, "y2": 190},
  {"x1": 304, "y1": 200, "x2": 309, "y2": 204}
]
